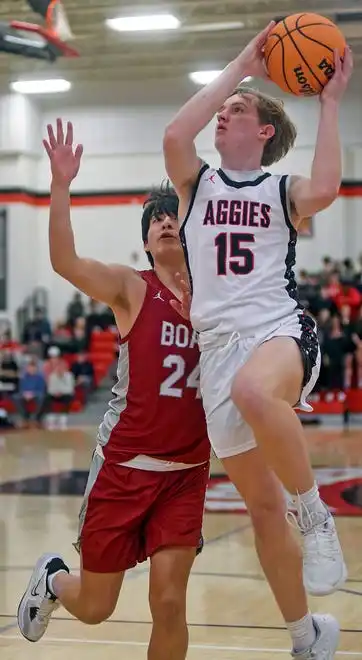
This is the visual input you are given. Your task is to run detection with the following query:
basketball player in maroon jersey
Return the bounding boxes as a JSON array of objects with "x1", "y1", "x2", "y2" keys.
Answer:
[{"x1": 17, "y1": 119, "x2": 210, "y2": 660}]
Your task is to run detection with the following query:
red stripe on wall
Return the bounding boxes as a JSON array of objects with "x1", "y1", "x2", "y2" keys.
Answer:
[
  {"x1": 0, "y1": 192, "x2": 149, "y2": 206},
  {"x1": 339, "y1": 186, "x2": 362, "y2": 197},
  {"x1": 0, "y1": 186, "x2": 361, "y2": 207}
]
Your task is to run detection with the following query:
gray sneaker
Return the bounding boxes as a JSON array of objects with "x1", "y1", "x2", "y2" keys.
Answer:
[{"x1": 17, "y1": 553, "x2": 68, "y2": 642}]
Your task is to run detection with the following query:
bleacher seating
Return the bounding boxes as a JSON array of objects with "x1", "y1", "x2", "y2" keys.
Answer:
[
  {"x1": 0, "y1": 328, "x2": 118, "y2": 416},
  {"x1": 303, "y1": 388, "x2": 362, "y2": 425}
]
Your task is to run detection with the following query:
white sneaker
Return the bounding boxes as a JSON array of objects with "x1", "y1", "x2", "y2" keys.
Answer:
[
  {"x1": 291, "y1": 614, "x2": 340, "y2": 658},
  {"x1": 300, "y1": 509, "x2": 347, "y2": 596},
  {"x1": 17, "y1": 553, "x2": 68, "y2": 642},
  {"x1": 288, "y1": 502, "x2": 347, "y2": 596}
]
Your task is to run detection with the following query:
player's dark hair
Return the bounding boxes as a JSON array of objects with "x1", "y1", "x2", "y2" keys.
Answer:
[{"x1": 141, "y1": 180, "x2": 179, "y2": 267}]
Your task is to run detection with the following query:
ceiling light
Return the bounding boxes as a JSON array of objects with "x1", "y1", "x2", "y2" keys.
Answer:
[
  {"x1": 189, "y1": 70, "x2": 222, "y2": 85},
  {"x1": 10, "y1": 79, "x2": 71, "y2": 94},
  {"x1": 189, "y1": 71, "x2": 253, "y2": 85},
  {"x1": 106, "y1": 14, "x2": 180, "y2": 32}
]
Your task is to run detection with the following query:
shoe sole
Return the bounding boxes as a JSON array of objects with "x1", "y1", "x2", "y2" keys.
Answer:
[
  {"x1": 17, "y1": 552, "x2": 59, "y2": 643},
  {"x1": 306, "y1": 562, "x2": 348, "y2": 597}
]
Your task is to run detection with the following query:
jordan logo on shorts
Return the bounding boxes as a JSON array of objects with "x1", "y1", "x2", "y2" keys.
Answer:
[{"x1": 153, "y1": 291, "x2": 164, "y2": 302}]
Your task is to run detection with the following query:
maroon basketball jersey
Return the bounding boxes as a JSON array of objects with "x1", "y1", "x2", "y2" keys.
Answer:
[{"x1": 100, "y1": 270, "x2": 210, "y2": 464}]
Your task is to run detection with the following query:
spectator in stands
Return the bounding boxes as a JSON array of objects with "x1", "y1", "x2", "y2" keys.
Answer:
[
  {"x1": 320, "y1": 256, "x2": 335, "y2": 284},
  {"x1": 314, "y1": 285, "x2": 338, "y2": 318},
  {"x1": 71, "y1": 316, "x2": 88, "y2": 353},
  {"x1": 317, "y1": 309, "x2": 332, "y2": 343},
  {"x1": 341, "y1": 258, "x2": 355, "y2": 281},
  {"x1": 315, "y1": 309, "x2": 331, "y2": 390},
  {"x1": 323, "y1": 316, "x2": 351, "y2": 390},
  {"x1": 66, "y1": 292, "x2": 85, "y2": 328},
  {"x1": 71, "y1": 352, "x2": 94, "y2": 401},
  {"x1": 44, "y1": 361, "x2": 75, "y2": 430},
  {"x1": 354, "y1": 254, "x2": 362, "y2": 285},
  {"x1": 43, "y1": 346, "x2": 67, "y2": 382},
  {"x1": 352, "y1": 306, "x2": 362, "y2": 388},
  {"x1": 323, "y1": 270, "x2": 341, "y2": 300},
  {"x1": 0, "y1": 349, "x2": 19, "y2": 396},
  {"x1": 16, "y1": 359, "x2": 46, "y2": 427},
  {"x1": 298, "y1": 270, "x2": 322, "y2": 315},
  {"x1": 22, "y1": 307, "x2": 52, "y2": 358},
  {"x1": 333, "y1": 279, "x2": 361, "y2": 320},
  {"x1": 99, "y1": 304, "x2": 116, "y2": 331},
  {"x1": 85, "y1": 299, "x2": 104, "y2": 347},
  {"x1": 338, "y1": 305, "x2": 355, "y2": 389}
]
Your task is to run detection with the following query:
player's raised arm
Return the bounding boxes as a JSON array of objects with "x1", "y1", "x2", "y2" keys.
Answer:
[
  {"x1": 289, "y1": 47, "x2": 353, "y2": 223},
  {"x1": 44, "y1": 119, "x2": 139, "y2": 309},
  {"x1": 163, "y1": 22, "x2": 275, "y2": 201}
]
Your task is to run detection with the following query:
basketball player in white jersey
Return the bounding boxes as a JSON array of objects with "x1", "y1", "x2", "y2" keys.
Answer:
[{"x1": 164, "y1": 21, "x2": 353, "y2": 659}]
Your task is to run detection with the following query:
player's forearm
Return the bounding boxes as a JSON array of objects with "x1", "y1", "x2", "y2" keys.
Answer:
[
  {"x1": 167, "y1": 53, "x2": 249, "y2": 139},
  {"x1": 49, "y1": 181, "x2": 78, "y2": 273},
  {"x1": 310, "y1": 100, "x2": 341, "y2": 198}
]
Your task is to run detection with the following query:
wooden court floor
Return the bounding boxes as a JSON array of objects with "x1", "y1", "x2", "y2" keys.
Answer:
[{"x1": 0, "y1": 426, "x2": 362, "y2": 658}]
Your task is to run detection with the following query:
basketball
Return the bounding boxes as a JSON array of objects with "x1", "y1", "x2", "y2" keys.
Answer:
[{"x1": 264, "y1": 13, "x2": 346, "y2": 96}]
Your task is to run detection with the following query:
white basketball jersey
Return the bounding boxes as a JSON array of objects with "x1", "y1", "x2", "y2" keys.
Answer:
[{"x1": 180, "y1": 164, "x2": 303, "y2": 336}]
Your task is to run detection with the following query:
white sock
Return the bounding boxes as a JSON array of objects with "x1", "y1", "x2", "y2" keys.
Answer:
[
  {"x1": 48, "y1": 569, "x2": 68, "y2": 598},
  {"x1": 286, "y1": 612, "x2": 317, "y2": 652},
  {"x1": 292, "y1": 482, "x2": 328, "y2": 523}
]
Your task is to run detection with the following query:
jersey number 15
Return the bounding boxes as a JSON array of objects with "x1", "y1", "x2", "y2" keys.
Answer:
[{"x1": 215, "y1": 232, "x2": 255, "y2": 275}]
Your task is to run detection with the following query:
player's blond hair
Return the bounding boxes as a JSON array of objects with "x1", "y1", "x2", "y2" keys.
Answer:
[{"x1": 232, "y1": 85, "x2": 297, "y2": 167}]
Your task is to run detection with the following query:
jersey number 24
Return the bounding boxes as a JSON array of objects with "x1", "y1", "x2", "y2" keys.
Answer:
[
  {"x1": 215, "y1": 232, "x2": 255, "y2": 275},
  {"x1": 160, "y1": 355, "x2": 201, "y2": 399}
]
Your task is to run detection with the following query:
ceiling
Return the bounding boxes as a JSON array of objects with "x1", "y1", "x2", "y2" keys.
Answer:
[{"x1": 0, "y1": 0, "x2": 361, "y2": 105}]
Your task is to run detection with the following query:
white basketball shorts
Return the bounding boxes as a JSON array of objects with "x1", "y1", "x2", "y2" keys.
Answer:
[{"x1": 198, "y1": 313, "x2": 321, "y2": 459}]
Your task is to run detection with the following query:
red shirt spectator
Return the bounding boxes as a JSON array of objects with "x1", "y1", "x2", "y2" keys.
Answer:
[
  {"x1": 333, "y1": 284, "x2": 361, "y2": 320},
  {"x1": 323, "y1": 271, "x2": 342, "y2": 300}
]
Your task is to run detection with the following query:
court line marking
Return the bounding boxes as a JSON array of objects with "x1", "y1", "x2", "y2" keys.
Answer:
[
  {"x1": 2, "y1": 635, "x2": 362, "y2": 655},
  {"x1": 0, "y1": 623, "x2": 16, "y2": 634},
  {"x1": 1, "y1": 616, "x2": 362, "y2": 634}
]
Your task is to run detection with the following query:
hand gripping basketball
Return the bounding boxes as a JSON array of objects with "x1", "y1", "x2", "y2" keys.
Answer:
[
  {"x1": 238, "y1": 21, "x2": 276, "y2": 80},
  {"x1": 320, "y1": 46, "x2": 353, "y2": 104},
  {"x1": 43, "y1": 118, "x2": 84, "y2": 186}
]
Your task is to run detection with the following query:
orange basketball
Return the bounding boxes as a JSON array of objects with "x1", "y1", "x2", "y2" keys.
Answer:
[{"x1": 264, "y1": 13, "x2": 346, "y2": 96}]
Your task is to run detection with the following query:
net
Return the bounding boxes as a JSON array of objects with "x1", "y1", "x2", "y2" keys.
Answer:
[{"x1": 46, "y1": 0, "x2": 74, "y2": 41}]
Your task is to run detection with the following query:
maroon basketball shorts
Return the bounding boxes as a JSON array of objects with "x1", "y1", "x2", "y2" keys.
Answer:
[{"x1": 74, "y1": 452, "x2": 209, "y2": 573}]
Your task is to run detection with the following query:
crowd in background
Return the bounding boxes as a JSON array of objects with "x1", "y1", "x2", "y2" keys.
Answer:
[
  {"x1": 0, "y1": 296, "x2": 116, "y2": 429},
  {"x1": 299, "y1": 254, "x2": 362, "y2": 391},
  {"x1": 0, "y1": 256, "x2": 361, "y2": 430}
]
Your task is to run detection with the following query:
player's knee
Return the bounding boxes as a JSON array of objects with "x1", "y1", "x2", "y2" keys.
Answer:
[
  {"x1": 79, "y1": 601, "x2": 116, "y2": 625},
  {"x1": 150, "y1": 589, "x2": 186, "y2": 629},
  {"x1": 247, "y1": 491, "x2": 286, "y2": 537},
  {"x1": 231, "y1": 374, "x2": 264, "y2": 418}
]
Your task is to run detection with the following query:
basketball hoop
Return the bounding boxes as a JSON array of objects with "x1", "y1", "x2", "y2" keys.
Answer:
[
  {"x1": 1, "y1": 0, "x2": 79, "y2": 61},
  {"x1": 9, "y1": 21, "x2": 79, "y2": 58}
]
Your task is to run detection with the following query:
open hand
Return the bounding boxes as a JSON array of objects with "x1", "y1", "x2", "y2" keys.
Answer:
[
  {"x1": 170, "y1": 273, "x2": 192, "y2": 320},
  {"x1": 43, "y1": 118, "x2": 83, "y2": 186}
]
